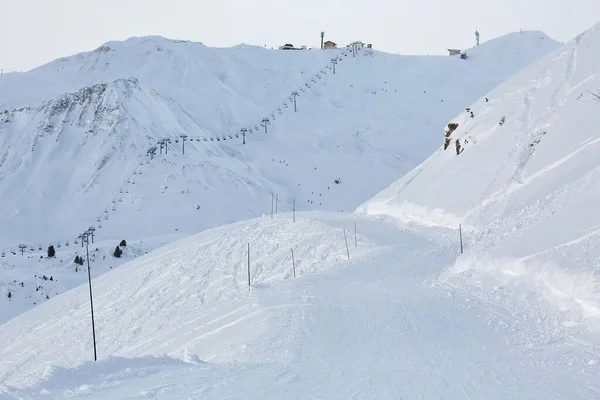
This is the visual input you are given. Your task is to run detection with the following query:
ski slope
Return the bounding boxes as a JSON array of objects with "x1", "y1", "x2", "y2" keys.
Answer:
[
  {"x1": 0, "y1": 32, "x2": 559, "y2": 249},
  {"x1": 4, "y1": 29, "x2": 598, "y2": 398},
  {"x1": 359, "y1": 22, "x2": 600, "y2": 329},
  {"x1": 1, "y1": 213, "x2": 599, "y2": 398}
]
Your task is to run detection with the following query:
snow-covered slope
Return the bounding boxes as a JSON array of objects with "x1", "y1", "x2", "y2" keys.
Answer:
[
  {"x1": 358, "y1": 23, "x2": 600, "y2": 324},
  {"x1": 1, "y1": 212, "x2": 599, "y2": 398},
  {"x1": 0, "y1": 33, "x2": 559, "y2": 251},
  {"x1": 0, "y1": 77, "x2": 248, "y2": 245}
]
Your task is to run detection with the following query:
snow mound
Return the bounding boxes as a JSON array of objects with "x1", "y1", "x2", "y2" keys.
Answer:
[
  {"x1": 358, "y1": 23, "x2": 600, "y2": 323},
  {"x1": 0, "y1": 214, "x2": 374, "y2": 387}
]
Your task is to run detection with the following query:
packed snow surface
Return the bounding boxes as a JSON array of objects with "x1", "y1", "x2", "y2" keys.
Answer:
[
  {"x1": 1, "y1": 212, "x2": 599, "y2": 398},
  {"x1": 359, "y1": 23, "x2": 600, "y2": 330}
]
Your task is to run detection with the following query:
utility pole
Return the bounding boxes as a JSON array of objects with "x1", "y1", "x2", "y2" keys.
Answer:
[
  {"x1": 158, "y1": 140, "x2": 164, "y2": 155},
  {"x1": 331, "y1": 58, "x2": 337, "y2": 74},
  {"x1": 261, "y1": 118, "x2": 270, "y2": 133},
  {"x1": 78, "y1": 233, "x2": 87, "y2": 248},
  {"x1": 241, "y1": 128, "x2": 248, "y2": 145},
  {"x1": 321, "y1": 31, "x2": 325, "y2": 50},
  {"x1": 162, "y1": 138, "x2": 172, "y2": 155},
  {"x1": 18, "y1": 244, "x2": 26, "y2": 256},
  {"x1": 87, "y1": 227, "x2": 96, "y2": 244},
  {"x1": 180, "y1": 135, "x2": 188, "y2": 154},
  {"x1": 291, "y1": 91, "x2": 299, "y2": 112},
  {"x1": 86, "y1": 244, "x2": 98, "y2": 361},
  {"x1": 147, "y1": 146, "x2": 157, "y2": 160}
]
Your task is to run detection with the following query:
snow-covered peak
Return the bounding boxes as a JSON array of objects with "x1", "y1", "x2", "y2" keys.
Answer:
[{"x1": 0, "y1": 30, "x2": 561, "y2": 251}]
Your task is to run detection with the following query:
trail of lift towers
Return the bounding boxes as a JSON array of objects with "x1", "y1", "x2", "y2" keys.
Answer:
[
  {"x1": 148, "y1": 43, "x2": 359, "y2": 153},
  {"x1": 0, "y1": 43, "x2": 361, "y2": 259}
]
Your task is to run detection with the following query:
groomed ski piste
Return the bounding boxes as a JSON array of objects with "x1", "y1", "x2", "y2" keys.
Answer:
[
  {"x1": 0, "y1": 212, "x2": 598, "y2": 398},
  {"x1": 3, "y1": 23, "x2": 600, "y2": 399}
]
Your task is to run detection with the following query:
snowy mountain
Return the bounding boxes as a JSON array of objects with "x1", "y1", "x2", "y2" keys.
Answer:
[
  {"x1": 0, "y1": 32, "x2": 559, "y2": 250},
  {"x1": 358, "y1": 23, "x2": 600, "y2": 327},
  {"x1": 3, "y1": 27, "x2": 600, "y2": 398}
]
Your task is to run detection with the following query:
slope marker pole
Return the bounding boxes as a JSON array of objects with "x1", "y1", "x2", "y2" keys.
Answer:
[
  {"x1": 459, "y1": 224, "x2": 464, "y2": 254},
  {"x1": 343, "y1": 229, "x2": 350, "y2": 259},
  {"x1": 291, "y1": 248, "x2": 296, "y2": 278},
  {"x1": 247, "y1": 243, "x2": 251, "y2": 289}
]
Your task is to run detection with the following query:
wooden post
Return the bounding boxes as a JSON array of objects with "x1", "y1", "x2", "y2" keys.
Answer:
[
  {"x1": 291, "y1": 248, "x2": 296, "y2": 278},
  {"x1": 459, "y1": 224, "x2": 464, "y2": 254},
  {"x1": 343, "y1": 229, "x2": 350, "y2": 259}
]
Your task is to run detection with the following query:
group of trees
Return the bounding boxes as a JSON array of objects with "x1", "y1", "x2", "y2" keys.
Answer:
[{"x1": 114, "y1": 239, "x2": 127, "y2": 258}]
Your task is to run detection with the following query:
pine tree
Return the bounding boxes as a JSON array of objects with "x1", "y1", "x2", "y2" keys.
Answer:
[
  {"x1": 113, "y1": 246, "x2": 122, "y2": 258},
  {"x1": 47, "y1": 245, "x2": 55, "y2": 258},
  {"x1": 7, "y1": 291, "x2": 11, "y2": 299},
  {"x1": 120, "y1": 239, "x2": 127, "y2": 247}
]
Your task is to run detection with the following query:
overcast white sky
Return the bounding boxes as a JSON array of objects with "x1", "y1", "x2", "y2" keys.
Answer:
[{"x1": 1, "y1": 0, "x2": 598, "y2": 72}]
